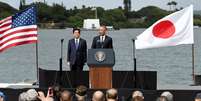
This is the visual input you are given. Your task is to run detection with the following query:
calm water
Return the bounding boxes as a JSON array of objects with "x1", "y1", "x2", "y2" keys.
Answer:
[{"x1": 1, "y1": 28, "x2": 201, "y2": 88}]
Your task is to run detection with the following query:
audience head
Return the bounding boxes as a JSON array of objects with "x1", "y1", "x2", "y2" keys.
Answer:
[
  {"x1": 19, "y1": 92, "x2": 28, "y2": 101},
  {"x1": 18, "y1": 89, "x2": 38, "y2": 101},
  {"x1": 92, "y1": 91, "x2": 104, "y2": 101},
  {"x1": 52, "y1": 85, "x2": 62, "y2": 99},
  {"x1": 132, "y1": 90, "x2": 144, "y2": 101},
  {"x1": 195, "y1": 93, "x2": 201, "y2": 101},
  {"x1": 60, "y1": 90, "x2": 72, "y2": 101},
  {"x1": 106, "y1": 88, "x2": 118, "y2": 101},
  {"x1": 160, "y1": 91, "x2": 173, "y2": 101},
  {"x1": 156, "y1": 97, "x2": 168, "y2": 101},
  {"x1": 75, "y1": 85, "x2": 87, "y2": 101},
  {"x1": 0, "y1": 91, "x2": 5, "y2": 101}
]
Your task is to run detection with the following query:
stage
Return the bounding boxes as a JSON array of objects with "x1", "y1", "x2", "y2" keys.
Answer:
[{"x1": 0, "y1": 68, "x2": 201, "y2": 101}]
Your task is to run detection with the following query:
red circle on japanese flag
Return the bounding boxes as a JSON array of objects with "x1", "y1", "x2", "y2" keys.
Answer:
[{"x1": 152, "y1": 20, "x2": 175, "y2": 39}]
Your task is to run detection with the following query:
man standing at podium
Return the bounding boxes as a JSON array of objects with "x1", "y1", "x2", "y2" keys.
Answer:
[
  {"x1": 89, "y1": 25, "x2": 114, "y2": 89},
  {"x1": 67, "y1": 28, "x2": 87, "y2": 71},
  {"x1": 91, "y1": 25, "x2": 113, "y2": 49}
]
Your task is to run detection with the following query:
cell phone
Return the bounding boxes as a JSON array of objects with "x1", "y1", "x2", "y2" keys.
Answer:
[{"x1": 48, "y1": 87, "x2": 54, "y2": 97}]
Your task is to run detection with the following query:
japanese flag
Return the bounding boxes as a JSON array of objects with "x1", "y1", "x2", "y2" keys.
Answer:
[{"x1": 135, "y1": 5, "x2": 194, "y2": 49}]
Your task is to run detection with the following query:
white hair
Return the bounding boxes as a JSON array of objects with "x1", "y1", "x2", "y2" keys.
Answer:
[{"x1": 18, "y1": 89, "x2": 38, "y2": 101}]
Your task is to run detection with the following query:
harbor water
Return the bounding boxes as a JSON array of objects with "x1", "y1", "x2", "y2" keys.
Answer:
[{"x1": 1, "y1": 28, "x2": 201, "y2": 88}]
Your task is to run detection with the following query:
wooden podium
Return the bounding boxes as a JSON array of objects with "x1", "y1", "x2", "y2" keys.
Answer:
[
  {"x1": 89, "y1": 67, "x2": 112, "y2": 89},
  {"x1": 87, "y1": 49, "x2": 115, "y2": 89}
]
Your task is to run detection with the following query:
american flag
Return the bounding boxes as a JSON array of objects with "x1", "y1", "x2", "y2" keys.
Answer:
[{"x1": 0, "y1": 6, "x2": 37, "y2": 52}]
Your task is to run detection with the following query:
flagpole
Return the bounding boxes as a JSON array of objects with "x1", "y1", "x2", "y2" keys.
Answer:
[
  {"x1": 132, "y1": 39, "x2": 137, "y2": 88},
  {"x1": 34, "y1": 1, "x2": 39, "y2": 86},
  {"x1": 35, "y1": 42, "x2": 39, "y2": 85},
  {"x1": 192, "y1": 44, "x2": 195, "y2": 82}
]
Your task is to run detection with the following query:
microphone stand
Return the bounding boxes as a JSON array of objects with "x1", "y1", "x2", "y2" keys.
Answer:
[
  {"x1": 132, "y1": 39, "x2": 137, "y2": 88},
  {"x1": 59, "y1": 39, "x2": 64, "y2": 86}
]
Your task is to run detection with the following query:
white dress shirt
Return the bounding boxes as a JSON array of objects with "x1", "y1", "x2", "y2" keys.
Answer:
[
  {"x1": 100, "y1": 35, "x2": 105, "y2": 42},
  {"x1": 74, "y1": 38, "x2": 80, "y2": 44}
]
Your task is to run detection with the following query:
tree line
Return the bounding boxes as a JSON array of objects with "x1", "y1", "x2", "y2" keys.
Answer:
[{"x1": 1, "y1": 1, "x2": 201, "y2": 28}]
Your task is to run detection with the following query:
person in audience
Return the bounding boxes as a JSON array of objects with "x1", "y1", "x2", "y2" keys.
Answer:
[
  {"x1": 156, "y1": 97, "x2": 168, "y2": 101},
  {"x1": 19, "y1": 92, "x2": 28, "y2": 101},
  {"x1": 106, "y1": 88, "x2": 118, "y2": 101},
  {"x1": 195, "y1": 93, "x2": 201, "y2": 101},
  {"x1": 131, "y1": 90, "x2": 144, "y2": 101},
  {"x1": 158, "y1": 91, "x2": 173, "y2": 101},
  {"x1": 0, "y1": 91, "x2": 5, "y2": 101},
  {"x1": 75, "y1": 85, "x2": 88, "y2": 101},
  {"x1": 60, "y1": 90, "x2": 72, "y2": 101},
  {"x1": 18, "y1": 89, "x2": 38, "y2": 101},
  {"x1": 27, "y1": 89, "x2": 38, "y2": 101},
  {"x1": 52, "y1": 85, "x2": 62, "y2": 101},
  {"x1": 92, "y1": 91, "x2": 105, "y2": 101}
]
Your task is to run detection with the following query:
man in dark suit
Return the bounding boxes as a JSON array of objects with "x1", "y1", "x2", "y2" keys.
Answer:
[
  {"x1": 91, "y1": 25, "x2": 113, "y2": 49},
  {"x1": 67, "y1": 28, "x2": 87, "y2": 71}
]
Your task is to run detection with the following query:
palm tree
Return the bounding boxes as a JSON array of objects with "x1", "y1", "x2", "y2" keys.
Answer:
[
  {"x1": 167, "y1": 1, "x2": 178, "y2": 11},
  {"x1": 123, "y1": 0, "x2": 131, "y2": 18},
  {"x1": 167, "y1": 2, "x2": 172, "y2": 11},
  {"x1": 128, "y1": 0, "x2": 131, "y2": 11},
  {"x1": 171, "y1": 1, "x2": 178, "y2": 11},
  {"x1": 123, "y1": 0, "x2": 131, "y2": 12},
  {"x1": 19, "y1": 0, "x2": 26, "y2": 10},
  {"x1": 22, "y1": 0, "x2": 26, "y2": 5},
  {"x1": 82, "y1": 5, "x2": 86, "y2": 9}
]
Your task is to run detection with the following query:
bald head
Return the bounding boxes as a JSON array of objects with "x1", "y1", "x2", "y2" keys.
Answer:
[
  {"x1": 132, "y1": 91, "x2": 144, "y2": 101},
  {"x1": 195, "y1": 99, "x2": 201, "y2": 101},
  {"x1": 92, "y1": 91, "x2": 104, "y2": 101},
  {"x1": 106, "y1": 88, "x2": 118, "y2": 101},
  {"x1": 60, "y1": 90, "x2": 72, "y2": 101}
]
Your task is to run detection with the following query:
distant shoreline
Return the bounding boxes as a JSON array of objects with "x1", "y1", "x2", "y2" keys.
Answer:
[{"x1": 1, "y1": 1, "x2": 201, "y2": 28}]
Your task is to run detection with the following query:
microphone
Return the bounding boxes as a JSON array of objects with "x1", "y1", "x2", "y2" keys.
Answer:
[
  {"x1": 61, "y1": 39, "x2": 64, "y2": 43},
  {"x1": 132, "y1": 37, "x2": 137, "y2": 42},
  {"x1": 131, "y1": 38, "x2": 135, "y2": 42},
  {"x1": 60, "y1": 38, "x2": 64, "y2": 58}
]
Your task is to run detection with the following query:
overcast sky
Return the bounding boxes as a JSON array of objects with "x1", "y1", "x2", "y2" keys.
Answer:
[{"x1": 2, "y1": 0, "x2": 201, "y2": 11}]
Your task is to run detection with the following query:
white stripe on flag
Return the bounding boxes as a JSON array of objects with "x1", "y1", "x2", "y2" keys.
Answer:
[
  {"x1": 0, "y1": 25, "x2": 37, "y2": 36},
  {"x1": 0, "y1": 37, "x2": 37, "y2": 50},
  {"x1": 0, "y1": 31, "x2": 37, "y2": 44},
  {"x1": 0, "y1": 20, "x2": 12, "y2": 28}
]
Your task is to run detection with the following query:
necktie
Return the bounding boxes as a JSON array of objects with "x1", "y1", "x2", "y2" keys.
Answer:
[
  {"x1": 101, "y1": 36, "x2": 104, "y2": 42},
  {"x1": 100, "y1": 36, "x2": 104, "y2": 48},
  {"x1": 75, "y1": 39, "x2": 79, "y2": 50}
]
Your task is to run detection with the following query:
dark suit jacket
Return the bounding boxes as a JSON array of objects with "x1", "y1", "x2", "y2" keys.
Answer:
[
  {"x1": 91, "y1": 35, "x2": 113, "y2": 49},
  {"x1": 67, "y1": 38, "x2": 87, "y2": 66}
]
